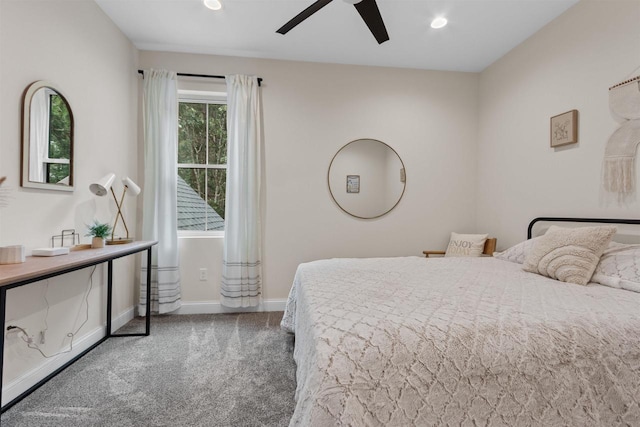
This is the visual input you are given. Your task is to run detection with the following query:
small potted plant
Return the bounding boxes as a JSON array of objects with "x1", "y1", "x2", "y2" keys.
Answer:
[{"x1": 86, "y1": 221, "x2": 112, "y2": 249}]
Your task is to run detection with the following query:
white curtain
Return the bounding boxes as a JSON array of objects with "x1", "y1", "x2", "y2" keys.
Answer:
[
  {"x1": 29, "y1": 89, "x2": 49, "y2": 182},
  {"x1": 221, "y1": 75, "x2": 262, "y2": 308},
  {"x1": 140, "y1": 69, "x2": 181, "y2": 314}
]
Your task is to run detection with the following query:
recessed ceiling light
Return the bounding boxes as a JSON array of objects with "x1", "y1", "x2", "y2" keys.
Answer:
[
  {"x1": 204, "y1": 0, "x2": 222, "y2": 11},
  {"x1": 430, "y1": 17, "x2": 448, "y2": 29}
]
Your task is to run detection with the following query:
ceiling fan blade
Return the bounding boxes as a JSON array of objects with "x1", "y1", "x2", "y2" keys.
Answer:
[
  {"x1": 353, "y1": 0, "x2": 389, "y2": 44},
  {"x1": 277, "y1": 0, "x2": 334, "y2": 35}
]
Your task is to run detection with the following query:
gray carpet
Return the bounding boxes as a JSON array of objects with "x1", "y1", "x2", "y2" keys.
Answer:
[{"x1": 2, "y1": 312, "x2": 296, "y2": 427}]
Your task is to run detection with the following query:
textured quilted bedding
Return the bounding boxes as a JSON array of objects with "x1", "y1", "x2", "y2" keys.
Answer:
[{"x1": 281, "y1": 256, "x2": 640, "y2": 426}]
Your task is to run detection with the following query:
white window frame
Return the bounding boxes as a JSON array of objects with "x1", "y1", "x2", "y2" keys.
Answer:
[{"x1": 177, "y1": 90, "x2": 227, "y2": 237}]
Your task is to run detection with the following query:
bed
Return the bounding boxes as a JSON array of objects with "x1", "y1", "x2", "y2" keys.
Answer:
[{"x1": 282, "y1": 218, "x2": 640, "y2": 426}]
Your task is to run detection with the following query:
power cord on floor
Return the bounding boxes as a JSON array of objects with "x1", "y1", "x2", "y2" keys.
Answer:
[{"x1": 6, "y1": 265, "x2": 97, "y2": 359}]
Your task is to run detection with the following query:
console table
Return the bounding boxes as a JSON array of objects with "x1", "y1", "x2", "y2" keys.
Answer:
[{"x1": 0, "y1": 240, "x2": 157, "y2": 415}]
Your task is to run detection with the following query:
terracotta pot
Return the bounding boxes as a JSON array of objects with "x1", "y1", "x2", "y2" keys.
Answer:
[{"x1": 91, "y1": 237, "x2": 106, "y2": 249}]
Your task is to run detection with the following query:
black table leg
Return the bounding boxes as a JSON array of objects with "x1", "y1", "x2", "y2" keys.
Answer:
[
  {"x1": 110, "y1": 247, "x2": 153, "y2": 338},
  {"x1": 145, "y1": 247, "x2": 152, "y2": 336},
  {"x1": 0, "y1": 287, "x2": 6, "y2": 422},
  {"x1": 106, "y1": 261, "x2": 113, "y2": 338}
]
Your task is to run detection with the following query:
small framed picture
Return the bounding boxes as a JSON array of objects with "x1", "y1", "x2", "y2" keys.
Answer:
[
  {"x1": 346, "y1": 175, "x2": 360, "y2": 193},
  {"x1": 550, "y1": 110, "x2": 578, "y2": 147}
]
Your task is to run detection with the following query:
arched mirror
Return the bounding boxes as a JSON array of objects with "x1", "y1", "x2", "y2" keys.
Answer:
[
  {"x1": 21, "y1": 81, "x2": 74, "y2": 191},
  {"x1": 328, "y1": 139, "x2": 406, "y2": 219}
]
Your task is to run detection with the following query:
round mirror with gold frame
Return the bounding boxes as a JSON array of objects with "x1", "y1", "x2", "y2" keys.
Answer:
[
  {"x1": 328, "y1": 139, "x2": 406, "y2": 219},
  {"x1": 21, "y1": 81, "x2": 74, "y2": 191}
]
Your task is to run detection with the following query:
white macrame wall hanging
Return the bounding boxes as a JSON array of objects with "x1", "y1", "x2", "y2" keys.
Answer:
[{"x1": 603, "y1": 74, "x2": 640, "y2": 204}]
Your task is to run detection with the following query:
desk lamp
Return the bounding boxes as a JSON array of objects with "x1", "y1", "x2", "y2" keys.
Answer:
[{"x1": 89, "y1": 173, "x2": 141, "y2": 244}]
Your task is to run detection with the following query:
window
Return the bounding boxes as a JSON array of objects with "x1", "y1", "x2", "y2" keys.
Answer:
[
  {"x1": 177, "y1": 93, "x2": 227, "y2": 232},
  {"x1": 45, "y1": 91, "x2": 71, "y2": 184}
]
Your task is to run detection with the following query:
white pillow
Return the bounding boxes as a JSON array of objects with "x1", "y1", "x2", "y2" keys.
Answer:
[
  {"x1": 493, "y1": 237, "x2": 541, "y2": 264},
  {"x1": 591, "y1": 242, "x2": 640, "y2": 292},
  {"x1": 445, "y1": 232, "x2": 488, "y2": 257},
  {"x1": 522, "y1": 225, "x2": 617, "y2": 286}
]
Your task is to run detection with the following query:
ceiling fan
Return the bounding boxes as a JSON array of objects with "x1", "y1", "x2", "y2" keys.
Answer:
[{"x1": 276, "y1": 0, "x2": 389, "y2": 44}]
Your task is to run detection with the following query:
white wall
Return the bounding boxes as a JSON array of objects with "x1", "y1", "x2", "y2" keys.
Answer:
[
  {"x1": 0, "y1": 0, "x2": 138, "y2": 403},
  {"x1": 139, "y1": 51, "x2": 480, "y2": 306},
  {"x1": 476, "y1": 0, "x2": 640, "y2": 249}
]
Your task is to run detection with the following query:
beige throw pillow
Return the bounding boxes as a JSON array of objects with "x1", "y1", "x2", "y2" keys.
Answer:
[
  {"x1": 522, "y1": 225, "x2": 617, "y2": 285},
  {"x1": 445, "y1": 232, "x2": 488, "y2": 257}
]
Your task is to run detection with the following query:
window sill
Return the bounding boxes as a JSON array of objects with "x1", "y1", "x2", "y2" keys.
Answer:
[{"x1": 178, "y1": 234, "x2": 224, "y2": 240}]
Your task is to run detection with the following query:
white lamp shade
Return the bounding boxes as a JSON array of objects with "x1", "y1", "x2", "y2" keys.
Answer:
[
  {"x1": 89, "y1": 173, "x2": 115, "y2": 196},
  {"x1": 122, "y1": 177, "x2": 141, "y2": 196}
]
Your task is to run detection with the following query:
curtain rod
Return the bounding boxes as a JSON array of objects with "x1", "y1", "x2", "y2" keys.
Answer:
[{"x1": 137, "y1": 69, "x2": 262, "y2": 86}]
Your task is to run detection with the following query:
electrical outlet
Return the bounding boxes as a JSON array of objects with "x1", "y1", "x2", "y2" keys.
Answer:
[
  {"x1": 199, "y1": 268, "x2": 208, "y2": 281},
  {"x1": 39, "y1": 330, "x2": 46, "y2": 345}
]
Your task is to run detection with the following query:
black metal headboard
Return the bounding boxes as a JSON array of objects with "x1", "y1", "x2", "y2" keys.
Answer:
[{"x1": 527, "y1": 217, "x2": 640, "y2": 239}]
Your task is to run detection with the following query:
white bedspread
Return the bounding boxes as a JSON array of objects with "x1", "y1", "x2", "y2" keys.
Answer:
[{"x1": 282, "y1": 256, "x2": 640, "y2": 426}]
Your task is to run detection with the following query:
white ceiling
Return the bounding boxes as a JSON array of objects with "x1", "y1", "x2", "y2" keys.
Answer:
[{"x1": 95, "y1": 0, "x2": 578, "y2": 73}]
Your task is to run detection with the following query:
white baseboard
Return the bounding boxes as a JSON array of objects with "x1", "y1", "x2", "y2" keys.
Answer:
[
  {"x1": 111, "y1": 306, "x2": 135, "y2": 332},
  {"x1": 2, "y1": 307, "x2": 135, "y2": 407},
  {"x1": 175, "y1": 299, "x2": 286, "y2": 315}
]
